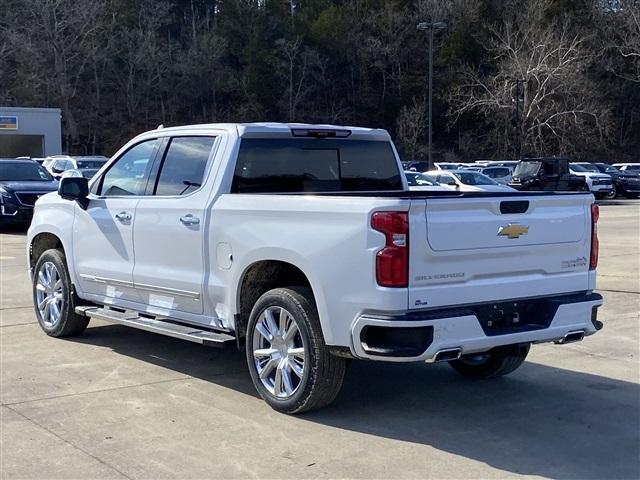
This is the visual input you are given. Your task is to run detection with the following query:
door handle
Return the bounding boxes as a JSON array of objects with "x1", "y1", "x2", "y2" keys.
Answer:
[
  {"x1": 115, "y1": 211, "x2": 131, "y2": 222},
  {"x1": 180, "y1": 214, "x2": 200, "y2": 226}
]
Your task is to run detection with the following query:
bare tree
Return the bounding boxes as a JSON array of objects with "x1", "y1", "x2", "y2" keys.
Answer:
[
  {"x1": 14, "y1": 0, "x2": 109, "y2": 148},
  {"x1": 396, "y1": 100, "x2": 426, "y2": 160},
  {"x1": 448, "y1": 1, "x2": 611, "y2": 157},
  {"x1": 603, "y1": 0, "x2": 640, "y2": 83},
  {"x1": 115, "y1": 1, "x2": 171, "y2": 129},
  {"x1": 277, "y1": 37, "x2": 312, "y2": 122}
]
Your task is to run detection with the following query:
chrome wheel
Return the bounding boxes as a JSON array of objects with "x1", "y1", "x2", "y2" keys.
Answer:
[
  {"x1": 606, "y1": 185, "x2": 617, "y2": 199},
  {"x1": 252, "y1": 306, "x2": 306, "y2": 399},
  {"x1": 35, "y1": 261, "x2": 64, "y2": 327}
]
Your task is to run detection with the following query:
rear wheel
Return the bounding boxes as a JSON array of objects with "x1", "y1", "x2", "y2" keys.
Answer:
[
  {"x1": 246, "y1": 287, "x2": 346, "y2": 414},
  {"x1": 32, "y1": 249, "x2": 89, "y2": 337},
  {"x1": 449, "y1": 344, "x2": 530, "y2": 379}
]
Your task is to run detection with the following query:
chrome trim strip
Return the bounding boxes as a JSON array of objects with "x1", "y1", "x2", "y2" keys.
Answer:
[
  {"x1": 134, "y1": 282, "x2": 201, "y2": 300},
  {"x1": 79, "y1": 274, "x2": 134, "y2": 288},
  {"x1": 79, "y1": 275, "x2": 200, "y2": 299}
]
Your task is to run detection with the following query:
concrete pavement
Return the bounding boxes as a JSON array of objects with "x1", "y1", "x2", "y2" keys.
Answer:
[{"x1": 1, "y1": 202, "x2": 638, "y2": 479}]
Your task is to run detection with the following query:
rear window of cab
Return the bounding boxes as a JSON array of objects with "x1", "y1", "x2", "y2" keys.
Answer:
[{"x1": 231, "y1": 138, "x2": 402, "y2": 193}]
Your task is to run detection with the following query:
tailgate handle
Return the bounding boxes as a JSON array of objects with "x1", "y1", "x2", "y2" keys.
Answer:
[{"x1": 500, "y1": 200, "x2": 529, "y2": 214}]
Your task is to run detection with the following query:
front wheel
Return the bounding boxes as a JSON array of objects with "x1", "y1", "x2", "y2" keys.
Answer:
[
  {"x1": 32, "y1": 249, "x2": 89, "y2": 337},
  {"x1": 246, "y1": 287, "x2": 346, "y2": 414},
  {"x1": 605, "y1": 185, "x2": 617, "y2": 199},
  {"x1": 448, "y1": 344, "x2": 530, "y2": 379}
]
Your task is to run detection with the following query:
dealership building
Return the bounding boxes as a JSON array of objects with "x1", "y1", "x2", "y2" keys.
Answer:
[{"x1": 0, "y1": 107, "x2": 62, "y2": 158}]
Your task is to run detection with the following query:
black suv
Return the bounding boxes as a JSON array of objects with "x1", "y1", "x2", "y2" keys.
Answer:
[
  {"x1": 510, "y1": 157, "x2": 586, "y2": 192},
  {"x1": 0, "y1": 159, "x2": 58, "y2": 226},
  {"x1": 586, "y1": 163, "x2": 640, "y2": 199}
]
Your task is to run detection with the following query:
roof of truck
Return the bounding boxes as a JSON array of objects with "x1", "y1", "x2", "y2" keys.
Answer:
[{"x1": 150, "y1": 122, "x2": 391, "y2": 140}]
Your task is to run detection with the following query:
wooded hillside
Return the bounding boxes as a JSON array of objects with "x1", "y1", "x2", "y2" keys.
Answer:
[{"x1": 1, "y1": 0, "x2": 638, "y2": 162}]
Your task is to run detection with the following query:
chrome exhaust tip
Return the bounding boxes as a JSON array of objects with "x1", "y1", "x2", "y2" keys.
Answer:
[
  {"x1": 433, "y1": 348, "x2": 462, "y2": 362},
  {"x1": 555, "y1": 330, "x2": 585, "y2": 345}
]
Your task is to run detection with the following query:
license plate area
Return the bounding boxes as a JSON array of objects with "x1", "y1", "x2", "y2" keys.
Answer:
[{"x1": 472, "y1": 298, "x2": 559, "y2": 336}]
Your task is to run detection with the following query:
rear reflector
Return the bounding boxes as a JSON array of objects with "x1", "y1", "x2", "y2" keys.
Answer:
[
  {"x1": 371, "y1": 212, "x2": 409, "y2": 287},
  {"x1": 590, "y1": 204, "x2": 599, "y2": 270}
]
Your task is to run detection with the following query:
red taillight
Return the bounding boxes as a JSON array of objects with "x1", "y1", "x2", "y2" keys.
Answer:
[
  {"x1": 590, "y1": 204, "x2": 599, "y2": 270},
  {"x1": 371, "y1": 211, "x2": 409, "y2": 287}
]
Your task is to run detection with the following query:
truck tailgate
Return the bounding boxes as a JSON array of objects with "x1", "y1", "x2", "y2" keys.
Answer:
[{"x1": 408, "y1": 194, "x2": 593, "y2": 310}]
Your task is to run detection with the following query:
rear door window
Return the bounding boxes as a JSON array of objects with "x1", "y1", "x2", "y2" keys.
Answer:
[
  {"x1": 232, "y1": 138, "x2": 402, "y2": 193},
  {"x1": 153, "y1": 136, "x2": 215, "y2": 196}
]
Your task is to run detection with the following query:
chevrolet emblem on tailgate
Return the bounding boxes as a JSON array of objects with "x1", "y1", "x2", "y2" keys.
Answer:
[{"x1": 497, "y1": 223, "x2": 529, "y2": 239}]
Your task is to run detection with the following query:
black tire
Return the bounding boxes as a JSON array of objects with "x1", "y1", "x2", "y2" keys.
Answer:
[
  {"x1": 245, "y1": 287, "x2": 346, "y2": 414},
  {"x1": 32, "y1": 248, "x2": 89, "y2": 337},
  {"x1": 448, "y1": 343, "x2": 530, "y2": 379},
  {"x1": 605, "y1": 185, "x2": 617, "y2": 200}
]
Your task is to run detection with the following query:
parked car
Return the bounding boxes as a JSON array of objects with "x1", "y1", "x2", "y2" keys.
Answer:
[
  {"x1": 475, "y1": 160, "x2": 519, "y2": 169},
  {"x1": 45, "y1": 155, "x2": 108, "y2": 179},
  {"x1": 404, "y1": 171, "x2": 449, "y2": 191},
  {"x1": 493, "y1": 160, "x2": 519, "y2": 168},
  {"x1": 15, "y1": 156, "x2": 48, "y2": 164},
  {"x1": 403, "y1": 160, "x2": 431, "y2": 172},
  {"x1": 612, "y1": 163, "x2": 640, "y2": 173},
  {"x1": 41, "y1": 155, "x2": 72, "y2": 174},
  {"x1": 427, "y1": 169, "x2": 516, "y2": 192},
  {"x1": 0, "y1": 159, "x2": 58, "y2": 226},
  {"x1": 434, "y1": 162, "x2": 464, "y2": 170},
  {"x1": 27, "y1": 123, "x2": 602, "y2": 414},
  {"x1": 569, "y1": 163, "x2": 614, "y2": 200},
  {"x1": 481, "y1": 166, "x2": 513, "y2": 185},
  {"x1": 573, "y1": 163, "x2": 640, "y2": 199},
  {"x1": 510, "y1": 157, "x2": 586, "y2": 192}
]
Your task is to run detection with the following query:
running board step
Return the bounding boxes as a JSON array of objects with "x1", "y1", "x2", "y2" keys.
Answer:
[{"x1": 76, "y1": 306, "x2": 235, "y2": 348}]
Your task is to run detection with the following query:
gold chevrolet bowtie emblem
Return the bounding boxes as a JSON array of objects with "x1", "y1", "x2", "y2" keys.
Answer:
[{"x1": 497, "y1": 223, "x2": 529, "y2": 239}]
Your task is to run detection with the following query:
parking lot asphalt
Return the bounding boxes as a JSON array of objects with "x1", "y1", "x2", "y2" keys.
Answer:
[{"x1": 1, "y1": 201, "x2": 639, "y2": 480}]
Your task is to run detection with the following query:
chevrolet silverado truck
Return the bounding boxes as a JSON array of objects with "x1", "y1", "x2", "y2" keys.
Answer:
[{"x1": 27, "y1": 123, "x2": 603, "y2": 414}]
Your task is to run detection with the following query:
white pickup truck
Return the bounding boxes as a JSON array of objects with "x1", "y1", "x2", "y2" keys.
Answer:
[{"x1": 27, "y1": 123, "x2": 603, "y2": 414}]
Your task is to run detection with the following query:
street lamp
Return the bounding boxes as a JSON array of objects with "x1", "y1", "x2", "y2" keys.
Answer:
[{"x1": 417, "y1": 21, "x2": 447, "y2": 170}]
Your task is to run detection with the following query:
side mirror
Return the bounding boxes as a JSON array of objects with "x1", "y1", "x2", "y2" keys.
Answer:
[
  {"x1": 59, "y1": 176, "x2": 89, "y2": 208},
  {"x1": 447, "y1": 181, "x2": 457, "y2": 186},
  {"x1": 52, "y1": 167, "x2": 64, "y2": 174}
]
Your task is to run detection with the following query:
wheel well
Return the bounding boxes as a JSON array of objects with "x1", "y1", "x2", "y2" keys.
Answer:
[
  {"x1": 30, "y1": 233, "x2": 64, "y2": 269},
  {"x1": 236, "y1": 260, "x2": 313, "y2": 342}
]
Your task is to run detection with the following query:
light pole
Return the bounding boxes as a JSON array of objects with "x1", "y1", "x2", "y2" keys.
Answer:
[
  {"x1": 512, "y1": 79, "x2": 524, "y2": 159},
  {"x1": 417, "y1": 21, "x2": 447, "y2": 170}
]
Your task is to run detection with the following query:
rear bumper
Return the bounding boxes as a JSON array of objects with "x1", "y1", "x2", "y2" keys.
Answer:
[{"x1": 350, "y1": 292, "x2": 603, "y2": 362}]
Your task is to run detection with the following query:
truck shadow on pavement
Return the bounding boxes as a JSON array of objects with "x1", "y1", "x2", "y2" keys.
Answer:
[{"x1": 73, "y1": 324, "x2": 639, "y2": 480}]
